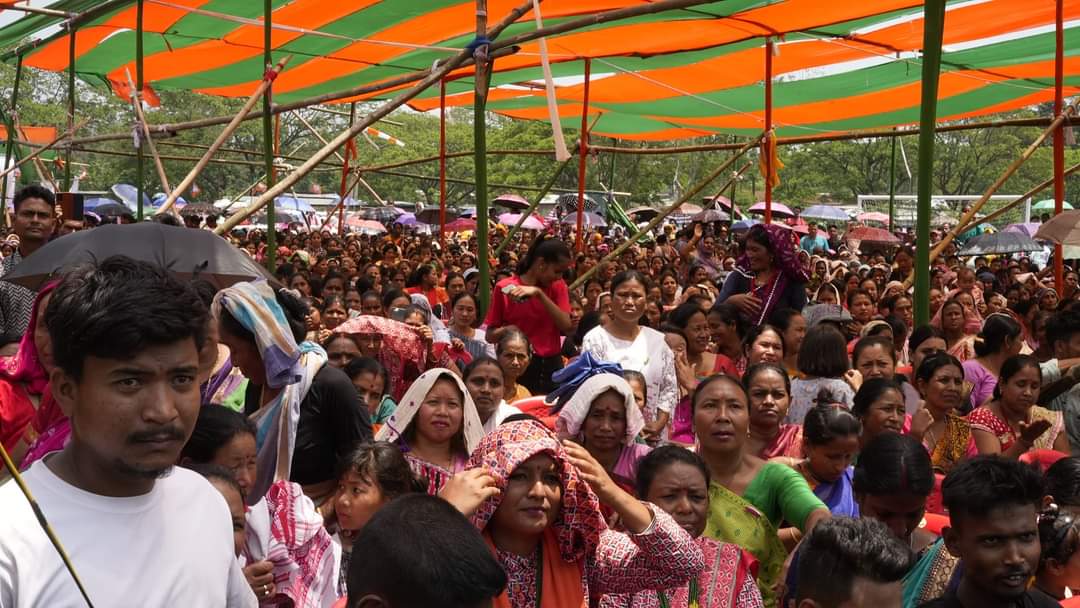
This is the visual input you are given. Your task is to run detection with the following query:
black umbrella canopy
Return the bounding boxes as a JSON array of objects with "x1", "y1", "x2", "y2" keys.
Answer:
[
  {"x1": 957, "y1": 232, "x2": 1045, "y2": 256},
  {"x1": 93, "y1": 202, "x2": 135, "y2": 218},
  {"x1": 2, "y1": 223, "x2": 273, "y2": 291}
]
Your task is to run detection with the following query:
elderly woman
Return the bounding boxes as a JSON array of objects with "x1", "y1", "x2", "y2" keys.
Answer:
[
  {"x1": 555, "y1": 373, "x2": 652, "y2": 494},
  {"x1": 215, "y1": 281, "x2": 372, "y2": 505},
  {"x1": 717, "y1": 224, "x2": 809, "y2": 326}
]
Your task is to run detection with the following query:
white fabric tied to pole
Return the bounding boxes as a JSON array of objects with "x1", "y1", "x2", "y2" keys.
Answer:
[{"x1": 532, "y1": 0, "x2": 571, "y2": 162}]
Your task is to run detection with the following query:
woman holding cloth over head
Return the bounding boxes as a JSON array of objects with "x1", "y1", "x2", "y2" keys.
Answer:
[
  {"x1": 215, "y1": 280, "x2": 372, "y2": 505},
  {"x1": 459, "y1": 419, "x2": 705, "y2": 608},
  {"x1": 582, "y1": 270, "x2": 678, "y2": 442},
  {"x1": 718, "y1": 223, "x2": 809, "y2": 326},
  {"x1": 374, "y1": 368, "x2": 485, "y2": 495},
  {"x1": 486, "y1": 235, "x2": 573, "y2": 395}
]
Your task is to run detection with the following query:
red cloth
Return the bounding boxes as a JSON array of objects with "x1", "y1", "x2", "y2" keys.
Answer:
[
  {"x1": 0, "y1": 381, "x2": 33, "y2": 452},
  {"x1": 484, "y1": 276, "x2": 570, "y2": 358},
  {"x1": 405, "y1": 286, "x2": 448, "y2": 310},
  {"x1": 514, "y1": 396, "x2": 557, "y2": 430}
]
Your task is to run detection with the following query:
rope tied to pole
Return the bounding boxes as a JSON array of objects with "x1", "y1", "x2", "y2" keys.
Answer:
[{"x1": 467, "y1": 36, "x2": 492, "y2": 56}]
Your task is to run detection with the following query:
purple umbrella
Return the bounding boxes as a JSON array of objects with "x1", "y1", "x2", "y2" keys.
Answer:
[
  {"x1": 394, "y1": 212, "x2": 418, "y2": 226},
  {"x1": 1004, "y1": 223, "x2": 1043, "y2": 238},
  {"x1": 748, "y1": 201, "x2": 795, "y2": 218}
]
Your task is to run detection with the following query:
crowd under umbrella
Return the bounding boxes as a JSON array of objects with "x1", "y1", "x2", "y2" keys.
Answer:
[
  {"x1": 857, "y1": 211, "x2": 891, "y2": 225},
  {"x1": 498, "y1": 212, "x2": 546, "y2": 231},
  {"x1": 492, "y1": 193, "x2": 530, "y2": 210},
  {"x1": 110, "y1": 183, "x2": 152, "y2": 211},
  {"x1": 394, "y1": 212, "x2": 419, "y2": 226},
  {"x1": 90, "y1": 202, "x2": 135, "y2": 219},
  {"x1": 800, "y1": 204, "x2": 849, "y2": 222},
  {"x1": 178, "y1": 202, "x2": 218, "y2": 217},
  {"x1": 748, "y1": 201, "x2": 795, "y2": 218},
  {"x1": 957, "y1": 232, "x2": 1045, "y2": 256},
  {"x1": 348, "y1": 218, "x2": 388, "y2": 234},
  {"x1": 445, "y1": 218, "x2": 477, "y2": 232},
  {"x1": 1003, "y1": 223, "x2": 1043, "y2": 238},
  {"x1": 689, "y1": 209, "x2": 731, "y2": 223},
  {"x1": 355, "y1": 205, "x2": 405, "y2": 222},
  {"x1": 1033, "y1": 199, "x2": 1074, "y2": 213},
  {"x1": 83, "y1": 197, "x2": 119, "y2": 211},
  {"x1": 702, "y1": 194, "x2": 733, "y2": 209},
  {"x1": 1035, "y1": 210, "x2": 1080, "y2": 246},
  {"x1": 844, "y1": 225, "x2": 900, "y2": 245},
  {"x1": 2, "y1": 222, "x2": 273, "y2": 291}
]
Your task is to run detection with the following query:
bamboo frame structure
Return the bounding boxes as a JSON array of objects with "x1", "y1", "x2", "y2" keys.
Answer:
[
  {"x1": 439, "y1": 78, "x2": 447, "y2": 247},
  {"x1": 954, "y1": 160, "x2": 1080, "y2": 234},
  {"x1": 135, "y1": 0, "x2": 145, "y2": 219},
  {"x1": 1055, "y1": 0, "x2": 1066, "y2": 295},
  {"x1": 763, "y1": 38, "x2": 773, "y2": 224},
  {"x1": 156, "y1": 55, "x2": 291, "y2": 215},
  {"x1": 125, "y1": 69, "x2": 170, "y2": 195},
  {"x1": 574, "y1": 58, "x2": 591, "y2": 253},
  {"x1": 263, "y1": 0, "x2": 277, "y2": 268},
  {"x1": 570, "y1": 134, "x2": 763, "y2": 291},
  {"x1": 474, "y1": 0, "x2": 493, "y2": 315}
]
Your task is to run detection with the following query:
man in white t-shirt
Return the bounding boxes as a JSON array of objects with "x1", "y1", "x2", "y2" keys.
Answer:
[{"x1": 0, "y1": 256, "x2": 256, "y2": 608}]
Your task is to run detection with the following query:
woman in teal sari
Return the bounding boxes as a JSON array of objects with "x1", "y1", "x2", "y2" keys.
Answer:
[{"x1": 693, "y1": 373, "x2": 830, "y2": 608}]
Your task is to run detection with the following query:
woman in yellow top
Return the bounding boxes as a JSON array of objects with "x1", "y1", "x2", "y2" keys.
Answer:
[{"x1": 497, "y1": 328, "x2": 533, "y2": 403}]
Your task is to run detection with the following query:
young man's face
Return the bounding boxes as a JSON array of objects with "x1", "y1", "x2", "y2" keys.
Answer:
[
  {"x1": 53, "y1": 339, "x2": 202, "y2": 486},
  {"x1": 944, "y1": 504, "x2": 1040, "y2": 603}
]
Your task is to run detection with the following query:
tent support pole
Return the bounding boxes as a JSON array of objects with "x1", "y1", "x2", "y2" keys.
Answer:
[
  {"x1": 264, "y1": 0, "x2": 276, "y2": 270},
  {"x1": 475, "y1": 0, "x2": 492, "y2": 317},
  {"x1": 2, "y1": 55, "x2": 23, "y2": 227},
  {"x1": 439, "y1": 78, "x2": 447, "y2": 248},
  {"x1": 1055, "y1": 0, "x2": 1065, "y2": 296},
  {"x1": 136, "y1": 0, "x2": 145, "y2": 220},
  {"x1": 914, "y1": 0, "x2": 946, "y2": 325},
  {"x1": 575, "y1": 58, "x2": 591, "y2": 253},
  {"x1": 64, "y1": 26, "x2": 75, "y2": 191},
  {"x1": 570, "y1": 134, "x2": 762, "y2": 290},
  {"x1": 763, "y1": 38, "x2": 773, "y2": 224},
  {"x1": 888, "y1": 134, "x2": 897, "y2": 230}
]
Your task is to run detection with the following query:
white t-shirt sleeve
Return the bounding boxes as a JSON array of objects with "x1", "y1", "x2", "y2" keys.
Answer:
[{"x1": 226, "y1": 557, "x2": 257, "y2": 608}]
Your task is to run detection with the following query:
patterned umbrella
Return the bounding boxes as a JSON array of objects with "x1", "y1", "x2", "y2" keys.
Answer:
[
  {"x1": 689, "y1": 209, "x2": 730, "y2": 223},
  {"x1": 844, "y1": 226, "x2": 900, "y2": 244},
  {"x1": 748, "y1": 201, "x2": 795, "y2": 218},
  {"x1": 559, "y1": 211, "x2": 607, "y2": 227},
  {"x1": 355, "y1": 206, "x2": 406, "y2": 222},
  {"x1": 958, "y1": 232, "x2": 1044, "y2": 256},
  {"x1": 857, "y1": 211, "x2": 891, "y2": 224}
]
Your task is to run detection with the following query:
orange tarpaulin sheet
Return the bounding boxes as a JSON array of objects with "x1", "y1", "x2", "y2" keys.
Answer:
[{"x1": 0, "y1": 126, "x2": 58, "y2": 144}]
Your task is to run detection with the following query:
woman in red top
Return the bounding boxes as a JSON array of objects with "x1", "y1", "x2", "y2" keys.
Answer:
[{"x1": 485, "y1": 235, "x2": 573, "y2": 395}]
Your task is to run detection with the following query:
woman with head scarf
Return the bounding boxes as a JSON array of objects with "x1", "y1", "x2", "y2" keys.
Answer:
[
  {"x1": 930, "y1": 296, "x2": 980, "y2": 362},
  {"x1": 375, "y1": 368, "x2": 484, "y2": 495},
  {"x1": 461, "y1": 419, "x2": 704, "y2": 608},
  {"x1": 717, "y1": 224, "x2": 809, "y2": 326},
  {"x1": 555, "y1": 373, "x2": 651, "y2": 496},
  {"x1": 215, "y1": 280, "x2": 372, "y2": 505}
]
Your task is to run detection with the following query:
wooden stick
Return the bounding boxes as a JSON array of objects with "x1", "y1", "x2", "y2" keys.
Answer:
[
  {"x1": 292, "y1": 110, "x2": 345, "y2": 163},
  {"x1": 902, "y1": 99, "x2": 1080, "y2": 288},
  {"x1": 125, "y1": 69, "x2": 171, "y2": 193},
  {"x1": 156, "y1": 55, "x2": 291, "y2": 215},
  {"x1": 955, "y1": 160, "x2": 1080, "y2": 234},
  {"x1": 366, "y1": 167, "x2": 587, "y2": 193},
  {"x1": 569, "y1": 133, "x2": 763, "y2": 291},
  {"x1": 73, "y1": 146, "x2": 307, "y2": 169},
  {"x1": 0, "y1": 120, "x2": 83, "y2": 185},
  {"x1": 354, "y1": 175, "x2": 386, "y2": 205},
  {"x1": 215, "y1": 0, "x2": 537, "y2": 235}
]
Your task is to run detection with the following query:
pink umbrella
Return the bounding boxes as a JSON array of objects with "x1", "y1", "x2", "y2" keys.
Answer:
[
  {"x1": 748, "y1": 201, "x2": 795, "y2": 218},
  {"x1": 782, "y1": 218, "x2": 810, "y2": 235},
  {"x1": 445, "y1": 218, "x2": 477, "y2": 232},
  {"x1": 857, "y1": 211, "x2": 891, "y2": 224},
  {"x1": 348, "y1": 218, "x2": 387, "y2": 233},
  {"x1": 493, "y1": 193, "x2": 530, "y2": 210},
  {"x1": 498, "y1": 213, "x2": 546, "y2": 231}
]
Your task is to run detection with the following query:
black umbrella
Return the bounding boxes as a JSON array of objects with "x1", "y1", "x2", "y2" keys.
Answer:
[
  {"x1": 93, "y1": 202, "x2": 136, "y2": 218},
  {"x1": 690, "y1": 209, "x2": 731, "y2": 223},
  {"x1": 179, "y1": 202, "x2": 219, "y2": 217},
  {"x1": 355, "y1": 206, "x2": 405, "y2": 223},
  {"x1": 957, "y1": 232, "x2": 1045, "y2": 256},
  {"x1": 2, "y1": 223, "x2": 273, "y2": 290}
]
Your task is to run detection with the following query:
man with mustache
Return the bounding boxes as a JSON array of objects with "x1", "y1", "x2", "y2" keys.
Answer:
[
  {"x1": 0, "y1": 185, "x2": 57, "y2": 355},
  {"x1": 919, "y1": 456, "x2": 1057, "y2": 608},
  {"x1": 0, "y1": 256, "x2": 256, "y2": 606}
]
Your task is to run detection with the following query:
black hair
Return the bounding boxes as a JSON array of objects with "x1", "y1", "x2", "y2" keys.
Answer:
[
  {"x1": 852, "y1": 335, "x2": 896, "y2": 367},
  {"x1": 46, "y1": 256, "x2": 208, "y2": 380},
  {"x1": 1046, "y1": 457, "x2": 1080, "y2": 508},
  {"x1": 402, "y1": 304, "x2": 430, "y2": 325},
  {"x1": 572, "y1": 310, "x2": 602, "y2": 348},
  {"x1": 496, "y1": 327, "x2": 532, "y2": 356},
  {"x1": 444, "y1": 272, "x2": 464, "y2": 290},
  {"x1": 344, "y1": 356, "x2": 391, "y2": 398},
  {"x1": 152, "y1": 212, "x2": 183, "y2": 227},
  {"x1": 346, "y1": 494, "x2": 507, "y2": 608},
  {"x1": 189, "y1": 279, "x2": 218, "y2": 309},
  {"x1": 1039, "y1": 504, "x2": 1080, "y2": 571},
  {"x1": 992, "y1": 354, "x2": 1042, "y2": 401},
  {"x1": 360, "y1": 290, "x2": 381, "y2": 305},
  {"x1": 406, "y1": 264, "x2": 434, "y2": 289},
  {"x1": 914, "y1": 351, "x2": 963, "y2": 384},
  {"x1": 709, "y1": 302, "x2": 749, "y2": 340},
  {"x1": 691, "y1": 373, "x2": 745, "y2": 413},
  {"x1": 516, "y1": 235, "x2": 570, "y2": 276},
  {"x1": 803, "y1": 404, "x2": 862, "y2": 447},
  {"x1": 609, "y1": 269, "x2": 649, "y2": 293},
  {"x1": 742, "y1": 324, "x2": 785, "y2": 358},
  {"x1": 183, "y1": 462, "x2": 243, "y2": 498},
  {"x1": 669, "y1": 301, "x2": 707, "y2": 332},
  {"x1": 381, "y1": 288, "x2": 409, "y2": 312},
  {"x1": 797, "y1": 324, "x2": 849, "y2": 378},
  {"x1": 741, "y1": 362, "x2": 791, "y2": 395},
  {"x1": 13, "y1": 184, "x2": 55, "y2": 210},
  {"x1": 463, "y1": 355, "x2": 501, "y2": 380},
  {"x1": 852, "y1": 377, "x2": 905, "y2": 420},
  {"x1": 181, "y1": 405, "x2": 257, "y2": 463},
  {"x1": 743, "y1": 224, "x2": 772, "y2": 256},
  {"x1": 635, "y1": 445, "x2": 710, "y2": 499},
  {"x1": 796, "y1": 517, "x2": 913, "y2": 606},
  {"x1": 884, "y1": 314, "x2": 908, "y2": 343},
  {"x1": 219, "y1": 284, "x2": 308, "y2": 346},
  {"x1": 322, "y1": 294, "x2": 347, "y2": 312},
  {"x1": 853, "y1": 432, "x2": 934, "y2": 497},
  {"x1": 768, "y1": 307, "x2": 803, "y2": 334},
  {"x1": 942, "y1": 456, "x2": 1045, "y2": 526},
  {"x1": 973, "y1": 313, "x2": 1021, "y2": 357},
  {"x1": 908, "y1": 324, "x2": 944, "y2": 353},
  {"x1": 450, "y1": 290, "x2": 478, "y2": 311},
  {"x1": 336, "y1": 441, "x2": 423, "y2": 497},
  {"x1": 1046, "y1": 309, "x2": 1080, "y2": 351},
  {"x1": 846, "y1": 288, "x2": 873, "y2": 309},
  {"x1": 622, "y1": 369, "x2": 647, "y2": 398}
]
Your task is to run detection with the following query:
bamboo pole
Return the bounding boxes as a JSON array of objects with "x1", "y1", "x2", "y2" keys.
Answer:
[
  {"x1": 73, "y1": 146, "x2": 301, "y2": 168},
  {"x1": 888, "y1": 133, "x2": 897, "y2": 229},
  {"x1": 570, "y1": 134, "x2": 763, "y2": 291},
  {"x1": 763, "y1": 38, "x2": 773, "y2": 224},
  {"x1": 126, "y1": 69, "x2": 170, "y2": 194},
  {"x1": 575, "y1": 58, "x2": 592, "y2": 253},
  {"x1": 215, "y1": 0, "x2": 538, "y2": 236},
  {"x1": 1055, "y1": 0, "x2": 1065, "y2": 296},
  {"x1": 64, "y1": 26, "x2": 75, "y2": 190},
  {"x1": 955, "y1": 161, "x2": 1080, "y2": 234},
  {"x1": 439, "y1": 78, "x2": 447, "y2": 248},
  {"x1": 0, "y1": 121, "x2": 83, "y2": 186},
  {"x1": 365, "y1": 167, "x2": 592, "y2": 193},
  {"x1": 0, "y1": 4, "x2": 75, "y2": 18},
  {"x1": 293, "y1": 111, "x2": 346, "y2": 163},
  {"x1": 474, "y1": 0, "x2": 492, "y2": 316},
  {"x1": 263, "y1": 0, "x2": 276, "y2": 269},
  {"x1": 907, "y1": 97, "x2": 1080, "y2": 285},
  {"x1": 156, "y1": 55, "x2": 291, "y2": 215},
  {"x1": 154, "y1": 139, "x2": 317, "y2": 163},
  {"x1": 1, "y1": 55, "x2": 23, "y2": 226}
]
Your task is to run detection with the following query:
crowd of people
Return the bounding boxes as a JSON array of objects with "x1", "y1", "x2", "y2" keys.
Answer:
[{"x1": 2, "y1": 182, "x2": 1080, "y2": 608}]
